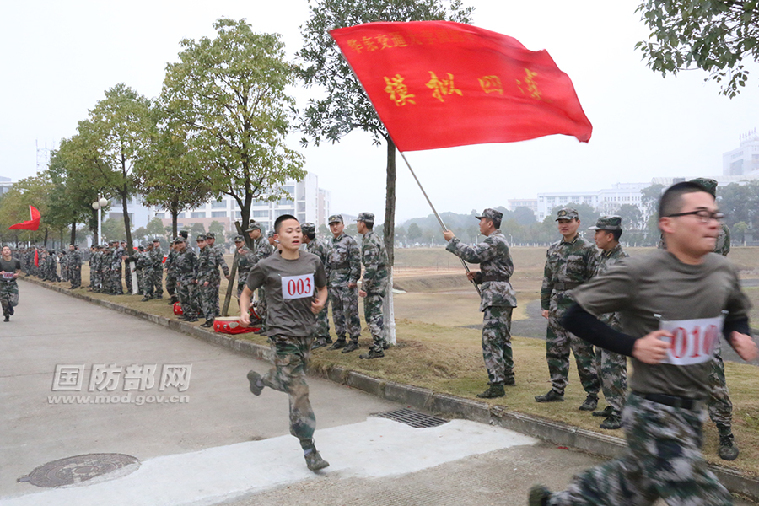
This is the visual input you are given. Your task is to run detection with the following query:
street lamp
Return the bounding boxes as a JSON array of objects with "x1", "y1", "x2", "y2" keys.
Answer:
[{"x1": 92, "y1": 196, "x2": 108, "y2": 244}]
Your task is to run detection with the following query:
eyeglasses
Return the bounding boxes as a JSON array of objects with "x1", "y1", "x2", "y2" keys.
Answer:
[{"x1": 667, "y1": 210, "x2": 725, "y2": 223}]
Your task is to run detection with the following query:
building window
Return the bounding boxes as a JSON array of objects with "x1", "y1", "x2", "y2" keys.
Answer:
[
  {"x1": 253, "y1": 210, "x2": 269, "y2": 218},
  {"x1": 253, "y1": 201, "x2": 268, "y2": 207},
  {"x1": 234, "y1": 211, "x2": 242, "y2": 219},
  {"x1": 211, "y1": 201, "x2": 226, "y2": 208},
  {"x1": 191, "y1": 212, "x2": 206, "y2": 218},
  {"x1": 282, "y1": 185, "x2": 295, "y2": 194},
  {"x1": 154, "y1": 213, "x2": 165, "y2": 219},
  {"x1": 177, "y1": 213, "x2": 186, "y2": 219},
  {"x1": 278, "y1": 198, "x2": 294, "y2": 206},
  {"x1": 275, "y1": 209, "x2": 295, "y2": 218},
  {"x1": 212, "y1": 211, "x2": 227, "y2": 218}
]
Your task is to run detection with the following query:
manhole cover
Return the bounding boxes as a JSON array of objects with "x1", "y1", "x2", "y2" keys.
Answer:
[
  {"x1": 372, "y1": 408, "x2": 448, "y2": 428},
  {"x1": 18, "y1": 453, "x2": 140, "y2": 487}
]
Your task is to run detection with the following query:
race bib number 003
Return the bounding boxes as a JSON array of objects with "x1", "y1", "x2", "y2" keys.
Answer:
[
  {"x1": 659, "y1": 316, "x2": 723, "y2": 365},
  {"x1": 282, "y1": 273, "x2": 315, "y2": 300}
]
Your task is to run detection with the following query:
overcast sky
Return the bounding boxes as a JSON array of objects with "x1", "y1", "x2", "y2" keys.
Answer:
[{"x1": 2, "y1": 0, "x2": 758, "y2": 223}]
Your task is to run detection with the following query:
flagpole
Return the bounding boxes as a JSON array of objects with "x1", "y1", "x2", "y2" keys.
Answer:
[{"x1": 398, "y1": 152, "x2": 482, "y2": 297}]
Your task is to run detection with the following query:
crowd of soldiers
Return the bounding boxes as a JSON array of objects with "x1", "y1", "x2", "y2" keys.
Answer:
[{"x1": 16, "y1": 244, "x2": 82, "y2": 288}]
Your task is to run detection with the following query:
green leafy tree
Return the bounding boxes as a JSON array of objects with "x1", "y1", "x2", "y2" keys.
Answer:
[
  {"x1": 513, "y1": 207, "x2": 537, "y2": 226},
  {"x1": 0, "y1": 175, "x2": 54, "y2": 246},
  {"x1": 298, "y1": 0, "x2": 474, "y2": 265},
  {"x1": 146, "y1": 217, "x2": 166, "y2": 239},
  {"x1": 640, "y1": 183, "x2": 665, "y2": 222},
  {"x1": 190, "y1": 222, "x2": 206, "y2": 237},
  {"x1": 617, "y1": 203, "x2": 643, "y2": 230},
  {"x1": 407, "y1": 222, "x2": 423, "y2": 244},
  {"x1": 161, "y1": 18, "x2": 305, "y2": 237},
  {"x1": 719, "y1": 181, "x2": 759, "y2": 228},
  {"x1": 101, "y1": 216, "x2": 126, "y2": 243},
  {"x1": 636, "y1": 1, "x2": 759, "y2": 97},
  {"x1": 133, "y1": 227, "x2": 148, "y2": 242}
]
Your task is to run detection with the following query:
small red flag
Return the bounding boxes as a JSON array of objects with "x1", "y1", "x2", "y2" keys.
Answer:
[
  {"x1": 34, "y1": 249, "x2": 39, "y2": 267},
  {"x1": 9, "y1": 206, "x2": 41, "y2": 231},
  {"x1": 330, "y1": 21, "x2": 592, "y2": 152}
]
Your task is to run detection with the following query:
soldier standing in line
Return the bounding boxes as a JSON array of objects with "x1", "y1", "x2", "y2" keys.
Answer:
[
  {"x1": 301, "y1": 223, "x2": 332, "y2": 349},
  {"x1": 174, "y1": 237, "x2": 199, "y2": 322},
  {"x1": 68, "y1": 244, "x2": 82, "y2": 289},
  {"x1": 139, "y1": 245, "x2": 153, "y2": 301},
  {"x1": 88, "y1": 245, "x2": 97, "y2": 291},
  {"x1": 150, "y1": 239, "x2": 164, "y2": 299},
  {"x1": 60, "y1": 249, "x2": 69, "y2": 284},
  {"x1": 110, "y1": 240, "x2": 124, "y2": 295},
  {"x1": 205, "y1": 232, "x2": 229, "y2": 316},
  {"x1": 587, "y1": 216, "x2": 628, "y2": 430},
  {"x1": 234, "y1": 235, "x2": 256, "y2": 299},
  {"x1": 196, "y1": 234, "x2": 219, "y2": 328},
  {"x1": 165, "y1": 241, "x2": 179, "y2": 304},
  {"x1": 536, "y1": 207, "x2": 600, "y2": 410},
  {"x1": 120, "y1": 240, "x2": 135, "y2": 295},
  {"x1": 326, "y1": 214, "x2": 362, "y2": 353},
  {"x1": 248, "y1": 224, "x2": 274, "y2": 325},
  {"x1": 357, "y1": 213, "x2": 389, "y2": 360},
  {"x1": 658, "y1": 178, "x2": 739, "y2": 460},
  {"x1": 444, "y1": 208, "x2": 518, "y2": 398}
]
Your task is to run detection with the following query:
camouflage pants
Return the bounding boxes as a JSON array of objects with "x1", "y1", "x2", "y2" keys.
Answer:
[
  {"x1": 110, "y1": 269, "x2": 123, "y2": 294},
  {"x1": 261, "y1": 335, "x2": 316, "y2": 443},
  {"x1": 1, "y1": 281, "x2": 19, "y2": 315},
  {"x1": 177, "y1": 278, "x2": 199, "y2": 317},
  {"x1": 166, "y1": 273, "x2": 177, "y2": 297},
  {"x1": 708, "y1": 348, "x2": 732, "y2": 431},
  {"x1": 151, "y1": 270, "x2": 164, "y2": 298},
  {"x1": 70, "y1": 268, "x2": 81, "y2": 288},
  {"x1": 328, "y1": 285, "x2": 361, "y2": 341},
  {"x1": 548, "y1": 393, "x2": 732, "y2": 506},
  {"x1": 595, "y1": 347, "x2": 627, "y2": 416},
  {"x1": 363, "y1": 292, "x2": 386, "y2": 353},
  {"x1": 141, "y1": 269, "x2": 153, "y2": 297},
  {"x1": 314, "y1": 292, "x2": 331, "y2": 339},
  {"x1": 482, "y1": 306, "x2": 514, "y2": 385},
  {"x1": 546, "y1": 310, "x2": 599, "y2": 396},
  {"x1": 198, "y1": 280, "x2": 220, "y2": 321},
  {"x1": 124, "y1": 262, "x2": 133, "y2": 293}
]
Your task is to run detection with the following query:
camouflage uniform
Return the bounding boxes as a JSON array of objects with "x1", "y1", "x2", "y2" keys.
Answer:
[
  {"x1": 1, "y1": 258, "x2": 20, "y2": 319},
  {"x1": 540, "y1": 208, "x2": 600, "y2": 400},
  {"x1": 196, "y1": 237, "x2": 224, "y2": 322},
  {"x1": 252, "y1": 232, "x2": 274, "y2": 318},
  {"x1": 235, "y1": 243, "x2": 256, "y2": 298},
  {"x1": 150, "y1": 244, "x2": 164, "y2": 298},
  {"x1": 165, "y1": 247, "x2": 179, "y2": 302},
  {"x1": 137, "y1": 248, "x2": 152, "y2": 298},
  {"x1": 589, "y1": 217, "x2": 629, "y2": 424},
  {"x1": 302, "y1": 224, "x2": 331, "y2": 343},
  {"x1": 110, "y1": 244, "x2": 124, "y2": 294},
  {"x1": 69, "y1": 248, "x2": 82, "y2": 288},
  {"x1": 446, "y1": 208, "x2": 517, "y2": 389},
  {"x1": 358, "y1": 214, "x2": 389, "y2": 354},
  {"x1": 546, "y1": 393, "x2": 732, "y2": 506},
  {"x1": 207, "y1": 236, "x2": 229, "y2": 315},
  {"x1": 175, "y1": 241, "x2": 199, "y2": 319},
  {"x1": 327, "y1": 215, "x2": 362, "y2": 345},
  {"x1": 60, "y1": 252, "x2": 69, "y2": 283},
  {"x1": 121, "y1": 243, "x2": 134, "y2": 294}
]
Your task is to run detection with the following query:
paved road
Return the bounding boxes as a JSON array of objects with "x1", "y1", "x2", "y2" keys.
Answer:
[{"x1": 1, "y1": 283, "x2": 753, "y2": 505}]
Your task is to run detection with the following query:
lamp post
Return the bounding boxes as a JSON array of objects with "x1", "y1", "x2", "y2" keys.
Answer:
[{"x1": 92, "y1": 196, "x2": 108, "y2": 244}]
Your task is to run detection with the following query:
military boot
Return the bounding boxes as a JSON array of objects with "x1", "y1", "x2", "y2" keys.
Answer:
[
  {"x1": 246, "y1": 370, "x2": 263, "y2": 396},
  {"x1": 600, "y1": 414, "x2": 622, "y2": 430},
  {"x1": 477, "y1": 385, "x2": 505, "y2": 398},
  {"x1": 578, "y1": 394, "x2": 599, "y2": 411},
  {"x1": 200, "y1": 319, "x2": 214, "y2": 328},
  {"x1": 528, "y1": 485, "x2": 551, "y2": 506},
  {"x1": 592, "y1": 405, "x2": 613, "y2": 418},
  {"x1": 304, "y1": 449, "x2": 329, "y2": 472},
  {"x1": 329, "y1": 339, "x2": 347, "y2": 350},
  {"x1": 503, "y1": 377, "x2": 515, "y2": 386},
  {"x1": 342, "y1": 341, "x2": 359, "y2": 353},
  {"x1": 717, "y1": 424, "x2": 739, "y2": 460},
  {"x1": 535, "y1": 390, "x2": 564, "y2": 402},
  {"x1": 359, "y1": 349, "x2": 385, "y2": 359}
]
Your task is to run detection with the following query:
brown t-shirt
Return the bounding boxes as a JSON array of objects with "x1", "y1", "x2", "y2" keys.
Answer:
[
  {"x1": 246, "y1": 251, "x2": 327, "y2": 337},
  {"x1": 571, "y1": 249, "x2": 751, "y2": 398}
]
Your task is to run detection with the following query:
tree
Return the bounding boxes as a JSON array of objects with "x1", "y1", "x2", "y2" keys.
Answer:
[
  {"x1": 133, "y1": 227, "x2": 148, "y2": 243},
  {"x1": 209, "y1": 221, "x2": 226, "y2": 244},
  {"x1": 407, "y1": 222, "x2": 423, "y2": 244},
  {"x1": 190, "y1": 223, "x2": 206, "y2": 237},
  {"x1": 146, "y1": 217, "x2": 166, "y2": 239},
  {"x1": 298, "y1": 0, "x2": 474, "y2": 266},
  {"x1": 636, "y1": 1, "x2": 759, "y2": 97},
  {"x1": 513, "y1": 207, "x2": 537, "y2": 226},
  {"x1": 84, "y1": 83, "x2": 153, "y2": 251},
  {"x1": 101, "y1": 216, "x2": 126, "y2": 243},
  {"x1": 617, "y1": 204, "x2": 643, "y2": 230},
  {"x1": 161, "y1": 18, "x2": 305, "y2": 238},
  {"x1": 640, "y1": 183, "x2": 665, "y2": 222},
  {"x1": 719, "y1": 181, "x2": 759, "y2": 229}
]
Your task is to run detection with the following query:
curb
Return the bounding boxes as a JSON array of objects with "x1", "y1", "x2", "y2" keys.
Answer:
[{"x1": 21, "y1": 277, "x2": 759, "y2": 502}]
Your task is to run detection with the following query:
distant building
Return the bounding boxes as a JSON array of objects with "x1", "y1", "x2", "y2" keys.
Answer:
[
  {"x1": 723, "y1": 129, "x2": 759, "y2": 176},
  {"x1": 507, "y1": 199, "x2": 537, "y2": 214},
  {"x1": 537, "y1": 183, "x2": 648, "y2": 221},
  {"x1": 0, "y1": 176, "x2": 13, "y2": 197}
]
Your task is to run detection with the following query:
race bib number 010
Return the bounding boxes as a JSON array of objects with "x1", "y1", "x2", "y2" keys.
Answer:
[
  {"x1": 282, "y1": 273, "x2": 315, "y2": 300},
  {"x1": 659, "y1": 316, "x2": 723, "y2": 365}
]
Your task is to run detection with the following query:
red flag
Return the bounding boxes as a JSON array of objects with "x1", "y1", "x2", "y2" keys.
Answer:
[
  {"x1": 34, "y1": 249, "x2": 39, "y2": 267},
  {"x1": 330, "y1": 21, "x2": 592, "y2": 152},
  {"x1": 9, "y1": 206, "x2": 41, "y2": 231}
]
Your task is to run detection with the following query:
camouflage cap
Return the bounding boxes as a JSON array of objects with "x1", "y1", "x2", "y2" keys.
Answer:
[
  {"x1": 137, "y1": 245, "x2": 144, "y2": 251},
  {"x1": 589, "y1": 215, "x2": 622, "y2": 231},
  {"x1": 357, "y1": 212, "x2": 374, "y2": 224},
  {"x1": 233, "y1": 234, "x2": 245, "y2": 242},
  {"x1": 267, "y1": 230, "x2": 276, "y2": 238},
  {"x1": 152, "y1": 238, "x2": 160, "y2": 242},
  {"x1": 328, "y1": 214, "x2": 343, "y2": 224},
  {"x1": 689, "y1": 177, "x2": 718, "y2": 197},
  {"x1": 475, "y1": 208, "x2": 503, "y2": 221},
  {"x1": 205, "y1": 232, "x2": 215, "y2": 239},
  {"x1": 555, "y1": 207, "x2": 579, "y2": 221},
  {"x1": 173, "y1": 237, "x2": 185, "y2": 244},
  {"x1": 301, "y1": 223, "x2": 315, "y2": 235},
  {"x1": 195, "y1": 234, "x2": 207, "y2": 241},
  {"x1": 245, "y1": 222, "x2": 261, "y2": 232}
]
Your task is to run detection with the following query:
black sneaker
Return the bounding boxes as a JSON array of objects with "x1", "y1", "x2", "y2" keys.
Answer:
[
  {"x1": 535, "y1": 390, "x2": 564, "y2": 402},
  {"x1": 200, "y1": 320, "x2": 214, "y2": 328},
  {"x1": 3, "y1": 315, "x2": 9, "y2": 322},
  {"x1": 600, "y1": 414, "x2": 622, "y2": 430},
  {"x1": 342, "y1": 341, "x2": 359, "y2": 353},
  {"x1": 329, "y1": 340, "x2": 347, "y2": 350},
  {"x1": 529, "y1": 485, "x2": 551, "y2": 506},
  {"x1": 477, "y1": 385, "x2": 505, "y2": 398},
  {"x1": 718, "y1": 434, "x2": 739, "y2": 460},
  {"x1": 359, "y1": 349, "x2": 385, "y2": 359},
  {"x1": 304, "y1": 450, "x2": 329, "y2": 472},
  {"x1": 246, "y1": 370, "x2": 263, "y2": 396},
  {"x1": 592, "y1": 406, "x2": 613, "y2": 418},
  {"x1": 579, "y1": 394, "x2": 599, "y2": 411}
]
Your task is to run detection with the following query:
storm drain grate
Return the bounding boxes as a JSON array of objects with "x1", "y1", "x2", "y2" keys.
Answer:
[
  {"x1": 18, "y1": 453, "x2": 140, "y2": 487},
  {"x1": 372, "y1": 408, "x2": 448, "y2": 428}
]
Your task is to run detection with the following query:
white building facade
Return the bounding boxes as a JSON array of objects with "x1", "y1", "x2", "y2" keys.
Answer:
[{"x1": 723, "y1": 129, "x2": 759, "y2": 176}]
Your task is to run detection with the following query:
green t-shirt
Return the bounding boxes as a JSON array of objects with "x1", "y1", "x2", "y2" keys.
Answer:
[
  {"x1": 571, "y1": 249, "x2": 751, "y2": 398},
  {"x1": 246, "y1": 251, "x2": 327, "y2": 338}
]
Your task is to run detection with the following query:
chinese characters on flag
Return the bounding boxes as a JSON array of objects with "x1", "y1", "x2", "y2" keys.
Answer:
[{"x1": 330, "y1": 21, "x2": 592, "y2": 152}]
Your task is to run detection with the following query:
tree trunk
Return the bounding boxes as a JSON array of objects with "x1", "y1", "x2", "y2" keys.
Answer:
[
  {"x1": 121, "y1": 189, "x2": 133, "y2": 251},
  {"x1": 171, "y1": 205, "x2": 179, "y2": 238},
  {"x1": 70, "y1": 220, "x2": 77, "y2": 245},
  {"x1": 383, "y1": 137, "x2": 397, "y2": 345}
]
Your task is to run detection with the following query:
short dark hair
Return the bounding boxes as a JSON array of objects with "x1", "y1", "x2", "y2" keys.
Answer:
[
  {"x1": 611, "y1": 229, "x2": 622, "y2": 242},
  {"x1": 274, "y1": 214, "x2": 298, "y2": 233},
  {"x1": 659, "y1": 181, "x2": 713, "y2": 219},
  {"x1": 363, "y1": 221, "x2": 374, "y2": 230},
  {"x1": 305, "y1": 231, "x2": 316, "y2": 240},
  {"x1": 492, "y1": 217, "x2": 502, "y2": 229}
]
